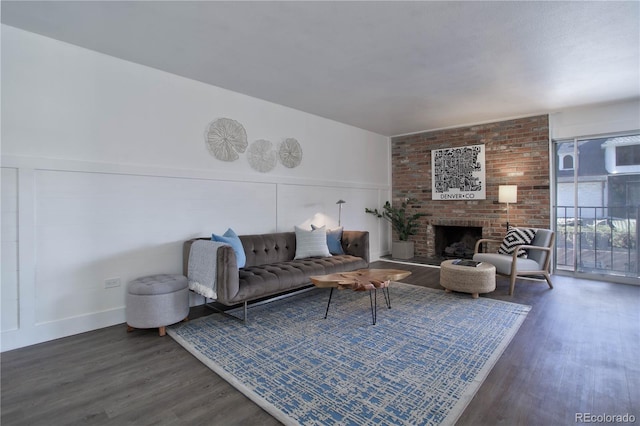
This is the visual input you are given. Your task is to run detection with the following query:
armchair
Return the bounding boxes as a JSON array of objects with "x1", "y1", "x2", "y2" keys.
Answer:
[{"x1": 472, "y1": 228, "x2": 555, "y2": 296}]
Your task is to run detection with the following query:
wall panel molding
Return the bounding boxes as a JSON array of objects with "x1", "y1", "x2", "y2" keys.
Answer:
[{"x1": 1, "y1": 155, "x2": 389, "y2": 191}]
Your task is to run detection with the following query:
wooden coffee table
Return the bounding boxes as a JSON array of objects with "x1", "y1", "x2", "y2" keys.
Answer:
[{"x1": 310, "y1": 269, "x2": 411, "y2": 324}]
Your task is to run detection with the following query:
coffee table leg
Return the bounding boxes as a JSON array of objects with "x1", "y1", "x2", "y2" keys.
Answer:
[
  {"x1": 383, "y1": 287, "x2": 391, "y2": 309},
  {"x1": 324, "y1": 287, "x2": 334, "y2": 319},
  {"x1": 369, "y1": 289, "x2": 378, "y2": 325}
]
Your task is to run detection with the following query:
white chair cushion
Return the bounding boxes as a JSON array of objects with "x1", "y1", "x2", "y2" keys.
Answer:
[{"x1": 473, "y1": 253, "x2": 540, "y2": 275}]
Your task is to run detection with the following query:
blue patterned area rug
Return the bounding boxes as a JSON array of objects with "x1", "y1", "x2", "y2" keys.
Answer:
[{"x1": 168, "y1": 282, "x2": 530, "y2": 426}]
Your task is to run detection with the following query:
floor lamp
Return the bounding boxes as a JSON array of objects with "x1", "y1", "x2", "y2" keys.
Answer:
[
  {"x1": 499, "y1": 185, "x2": 517, "y2": 230},
  {"x1": 336, "y1": 200, "x2": 346, "y2": 226}
]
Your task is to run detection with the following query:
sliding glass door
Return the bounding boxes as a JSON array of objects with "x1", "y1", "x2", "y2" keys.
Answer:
[{"x1": 554, "y1": 134, "x2": 640, "y2": 282}]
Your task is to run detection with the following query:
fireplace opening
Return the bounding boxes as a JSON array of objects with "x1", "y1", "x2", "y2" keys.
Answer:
[{"x1": 434, "y1": 226, "x2": 482, "y2": 259}]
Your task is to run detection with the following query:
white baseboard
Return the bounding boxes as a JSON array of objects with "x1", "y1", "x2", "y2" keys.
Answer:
[{"x1": 1, "y1": 307, "x2": 125, "y2": 352}]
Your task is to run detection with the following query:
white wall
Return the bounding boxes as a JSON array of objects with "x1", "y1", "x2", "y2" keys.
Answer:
[
  {"x1": 550, "y1": 98, "x2": 640, "y2": 140},
  {"x1": 0, "y1": 25, "x2": 391, "y2": 351}
]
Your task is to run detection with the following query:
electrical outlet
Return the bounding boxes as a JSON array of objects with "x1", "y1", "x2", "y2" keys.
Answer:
[{"x1": 104, "y1": 277, "x2": 121, "y2": 289}]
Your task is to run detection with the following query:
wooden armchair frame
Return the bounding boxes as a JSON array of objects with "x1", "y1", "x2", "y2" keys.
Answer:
[{"x1": 473, "y1": 231, "x2": 555, "y2": 295}]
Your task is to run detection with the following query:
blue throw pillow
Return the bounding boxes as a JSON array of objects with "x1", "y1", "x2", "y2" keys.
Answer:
[
  {"x1": 212, "y1": 228, "x2": 246, "y2": 268},
  {"x1": 312, "y1": 224, "x2": 344, "y2": 255}
]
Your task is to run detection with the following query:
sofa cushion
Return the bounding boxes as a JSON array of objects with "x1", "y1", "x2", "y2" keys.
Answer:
[
  {"x1": 212, "y1": 228, "x2": 246, "y2": 268},
  {"x1": 233, "y1": 254, "x2": 368, "y2": 302},
  {"x1": 240, "y1": 233, "x2": 296, "y2": 267},
  {"x1": 294, "y1": 226, "x2": 331, "y2": 259}
]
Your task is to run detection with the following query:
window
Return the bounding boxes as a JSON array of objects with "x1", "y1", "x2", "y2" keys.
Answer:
[
  {"x1": 616, "y1": 144, "x2": 640, "y2": 166},
  {"x1": 562, "y1": 155, "x2": 574, "y2": 170},
  {"x1": 555, "y1": 134, "x2": 639, "y2": 281},
  {"x1": 603, "y1": 135, "x2": 640, "y2": 173}
]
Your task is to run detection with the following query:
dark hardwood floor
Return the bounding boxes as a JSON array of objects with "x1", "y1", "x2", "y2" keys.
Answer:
[{"x1": 2, "y1": 260, "x2": 639, "y2": 425}]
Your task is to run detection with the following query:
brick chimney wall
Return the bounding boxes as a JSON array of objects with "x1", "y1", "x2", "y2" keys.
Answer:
[{"x1": 391, "y1": 114, "x2": 551, "y2": 258}]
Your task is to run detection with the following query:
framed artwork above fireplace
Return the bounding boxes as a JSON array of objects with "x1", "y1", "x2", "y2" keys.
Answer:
[{"x1": 432, "y1": 144, "x2": 486, "y2": 200}]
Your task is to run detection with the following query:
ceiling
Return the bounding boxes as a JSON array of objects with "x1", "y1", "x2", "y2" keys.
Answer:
[{"x1": 2, "y1": 1, "x2": 639, "y2": 137}]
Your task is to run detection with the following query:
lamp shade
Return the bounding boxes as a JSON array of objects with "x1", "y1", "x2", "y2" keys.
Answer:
[{"x1": 498, "y1": 185, "x2": 517, "y2": 203}]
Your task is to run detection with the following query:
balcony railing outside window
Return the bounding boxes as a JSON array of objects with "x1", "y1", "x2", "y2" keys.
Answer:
[{"x1": 556, "y1": 205, "x2": 639, "y2": 277}]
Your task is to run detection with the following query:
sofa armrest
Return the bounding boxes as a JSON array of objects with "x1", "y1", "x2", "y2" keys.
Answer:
[
  {"x1": 183, "y1": 238, "x2": 240, "y2": 305},
  {"x1": 183, "y1": 238, "x2": 209, "y2": 275},
  {"x1": 342, "y1": 230, "x2": 369, "y2": 264},
  {"x1": 214, "y1": 245, "x2": 240, "y2": 304}
]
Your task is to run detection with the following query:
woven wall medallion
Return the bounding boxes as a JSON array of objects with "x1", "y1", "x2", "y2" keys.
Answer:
[
  {"x1": 205, "y1": 118, "x2": 248, "y2": 162},
  {"x1": 248, "y1": 139, "x2": 277, "y2": 173},
  {"x1": 278, "y1": 138, "x2": 303, "y2": 168}
]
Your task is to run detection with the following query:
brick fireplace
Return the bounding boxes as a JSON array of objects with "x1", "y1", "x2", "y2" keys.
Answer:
[
  {"x1": 434, "y1": 223, "x2": 484, "y2": 259},
  {"x1": 391, "y1": 115, "x2": 551, "y2": 258},
  {"x1": 423, "y1": 219, "x2": 489, "y2": 259}
]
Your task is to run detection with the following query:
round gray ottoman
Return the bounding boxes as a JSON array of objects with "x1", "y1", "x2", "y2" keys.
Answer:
[
  {"x1": 126, "y1": 274, "x2": 189, "y2": 336},
  {"x1": 440, "y1": 259, "x2": 496, "y2": 299}
]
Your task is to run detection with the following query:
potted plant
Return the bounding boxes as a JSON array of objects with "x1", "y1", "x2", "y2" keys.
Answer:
[{"x1": 365, "y1": 198, "x2": 427, "y2": 259}]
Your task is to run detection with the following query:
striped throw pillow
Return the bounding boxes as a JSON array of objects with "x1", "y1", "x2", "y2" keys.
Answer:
[
  {"x1": 294, "y1": 225, "x2": 331, "y2": 259},
  {"x1": 498, "y1": 228, "x2": 536, "y2": 258}
]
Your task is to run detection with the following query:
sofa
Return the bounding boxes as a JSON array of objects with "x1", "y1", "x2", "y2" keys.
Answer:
[{"x1": 183, "y1": 230, "x2": 369, "y2": 317}]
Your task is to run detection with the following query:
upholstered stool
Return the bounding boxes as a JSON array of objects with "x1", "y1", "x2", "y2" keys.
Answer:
[
  {"x1": 126, "y1": 274, "x2": 189, "y2": 336},
  {"x1": 440, "y1": 260, "x2": 496, "y2": 299}
]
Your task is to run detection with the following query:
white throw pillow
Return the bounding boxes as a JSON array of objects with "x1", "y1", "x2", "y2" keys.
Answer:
[{"x1": 294, "y1": 225, "x2": 331, "y2": 259}]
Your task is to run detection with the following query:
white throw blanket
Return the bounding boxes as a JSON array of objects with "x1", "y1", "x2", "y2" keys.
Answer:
[{"x1": 188, "y1": 240, "x2": 228, "y2": 300}]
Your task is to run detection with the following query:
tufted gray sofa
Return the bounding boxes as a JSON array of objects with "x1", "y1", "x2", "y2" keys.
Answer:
[{"x1": 183, "y1": 230, "x2": 369, "y2": 314}]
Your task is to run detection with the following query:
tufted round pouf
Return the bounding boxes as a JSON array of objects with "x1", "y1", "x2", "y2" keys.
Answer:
[
  {"x1": 126, "y1": 274, "x2": 189, "y2": 336},
  {"x1": 439, "y1": 260, "x2": 496, "y2": 299}
]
